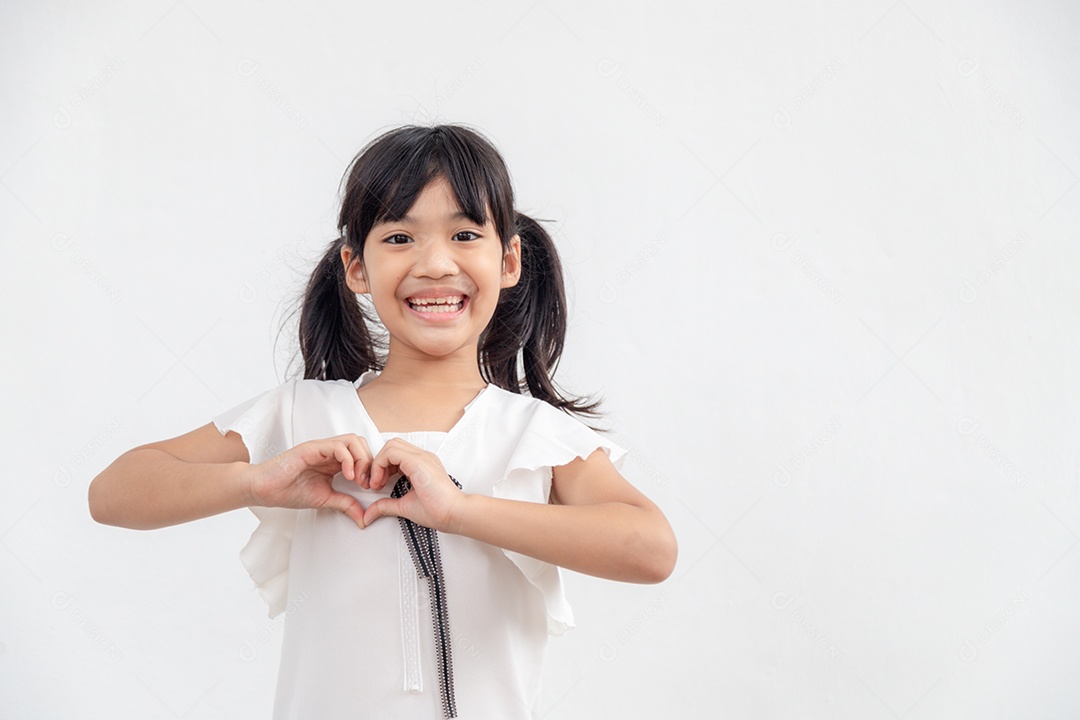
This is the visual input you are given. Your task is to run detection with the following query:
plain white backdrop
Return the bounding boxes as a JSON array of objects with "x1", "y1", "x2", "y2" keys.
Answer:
[{"x1": 3, "y1": 1, "x2": 1079, "y2": 717}]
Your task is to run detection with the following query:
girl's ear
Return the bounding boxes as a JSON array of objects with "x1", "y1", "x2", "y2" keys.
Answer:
[
  {"x1": 340, "y1": 245, "x2": 369, "y2": 294},
  {"x1": 501, "y1": 234, "x2": 522, "y2": 289}
]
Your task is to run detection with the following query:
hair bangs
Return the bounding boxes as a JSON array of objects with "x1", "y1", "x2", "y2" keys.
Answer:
[{"x1": 361, "y1": 133, "x2": 496, "y2": 235}]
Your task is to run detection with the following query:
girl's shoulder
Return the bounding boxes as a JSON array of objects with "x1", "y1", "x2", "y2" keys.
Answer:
[
  {"x1": 482, "y1": 384, "x2": 618, "y2": 445},
  {"x1": 482, "y1": 383, "x2": 570, "y2": 418},
  {"x1": 290, "y1": 376, "x2": 361, "y2": 396}
]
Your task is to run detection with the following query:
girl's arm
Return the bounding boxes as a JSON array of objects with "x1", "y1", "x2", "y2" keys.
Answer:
[
  {"x1": 92, "y1": 426, "x2": 374, "y2": 531},
  {"x1": 324, "y1": 437, "x2": 674, "y2": 583},
  {"x1": 447, "y1": 448, "x2": 678, "y2": 584},
  {"x1": 89, "y1": 423, "x2": 256, "y2": 530}
]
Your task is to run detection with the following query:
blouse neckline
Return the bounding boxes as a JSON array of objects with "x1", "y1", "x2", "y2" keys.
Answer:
[{"x1": 350, "y1": 369, "x2": 493, "y2": 441}]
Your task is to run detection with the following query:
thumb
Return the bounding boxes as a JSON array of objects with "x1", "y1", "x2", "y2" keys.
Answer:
[
  {"x1": 324, "y1": 492, "x2": 367, "y2": 529},
  {"x1": 363, "y1": 496, "x2": 403, "y2": 527}
]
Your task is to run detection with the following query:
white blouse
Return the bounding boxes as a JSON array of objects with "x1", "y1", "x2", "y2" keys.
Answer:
[{"x1": 212, "y1": 369, "x2": 628, "y2": 719}]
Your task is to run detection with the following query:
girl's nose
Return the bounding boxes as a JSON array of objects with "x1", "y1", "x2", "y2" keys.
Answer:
[{"x1": 413, "y1": 241, "x2": 458, "y2": 276}]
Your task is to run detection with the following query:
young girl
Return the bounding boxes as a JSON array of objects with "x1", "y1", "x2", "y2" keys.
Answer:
[{"x1": 89, "y1": 123, "x2": 677, "y2": 719}]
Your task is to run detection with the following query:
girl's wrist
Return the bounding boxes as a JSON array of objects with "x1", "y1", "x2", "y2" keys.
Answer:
[
  {"x1": 235, "y1": 462, "x2": 261, "y2": 508},
  {"x1": 445, "y1": 492, "x2": 479, "y2": 536}
]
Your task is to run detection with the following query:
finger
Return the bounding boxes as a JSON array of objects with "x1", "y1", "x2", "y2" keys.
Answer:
[
  {"x1": 370, "y1": 463, "x2": 392, "y2": 492},
  {"x1": 363, "y1": 497, "x2": 401, "y2": 526},
  {"x1": 345, "y1": 434, "x2": 372, "y2": 488},
  {"x1": 325, "y1": 435, "x2": 366, "y2": 486},
  {"x1": 312, "y1": 440, "x2": 353, "y2": 478},
  {"x1": 369, "y1": 453, "x2": 394, "y2": 492},
  {"x1": 371, "y1": 439, "x2": 413, "y2": 491},
  {"x1": 337, "y1": 443, "x2": 354, "y2": 482},
  {"x1": 332, "y1": 441, "x2": 357, "y2": 483},
  {"x1": 368, "y1": 439, "x2": 391, "y2": 490},
  {"x1": 325, "y1": 492, "x2": 367, "y2": 529}
]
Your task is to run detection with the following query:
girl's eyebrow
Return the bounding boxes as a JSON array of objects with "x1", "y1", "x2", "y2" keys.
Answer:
[{"x1": 380, "y1": 210, "x2": 476, "y2": 226}]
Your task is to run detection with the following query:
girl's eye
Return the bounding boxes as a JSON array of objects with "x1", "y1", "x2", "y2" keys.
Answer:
[{"x1": 383, "y1": 232, "x2": 479, "y2": 244}]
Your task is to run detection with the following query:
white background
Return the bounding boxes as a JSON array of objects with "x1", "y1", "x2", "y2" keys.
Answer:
[{"x1": 3, "y1": 1, "x2": 1079, "y2": 717}]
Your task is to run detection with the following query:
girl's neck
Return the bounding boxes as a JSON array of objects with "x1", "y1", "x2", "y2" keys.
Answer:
[{"x1": 375, "y1": 354, "x2": 487, "y2": 392}]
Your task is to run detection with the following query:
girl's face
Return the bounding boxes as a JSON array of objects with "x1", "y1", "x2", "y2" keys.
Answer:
[{"x1": 340, "y1": 175, "x2": 521, "y2": 363}]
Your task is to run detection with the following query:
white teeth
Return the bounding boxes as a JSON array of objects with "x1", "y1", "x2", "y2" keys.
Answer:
[
  {"x1": 408, "y1": 296, "x2": 465, "y2": 313},
  {"x1": 411, "y1": 302, "x2": 463, "y2": 313},
  {"x1": 407, "y1": 295, "x2": 464, "y2": 305}
]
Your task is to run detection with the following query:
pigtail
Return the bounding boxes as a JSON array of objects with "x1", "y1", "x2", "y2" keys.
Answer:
[
  {"x1": 297, "y1": 237, "x2": 383, "y2": 381},
  {"x1": 480, "y1": 212, "x2": 606, "y2": 424}
]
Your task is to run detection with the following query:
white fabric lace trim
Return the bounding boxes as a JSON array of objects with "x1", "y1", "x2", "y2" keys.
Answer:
[{"x1": 398, "y1": 530, "x2": 423, "y2": 693}]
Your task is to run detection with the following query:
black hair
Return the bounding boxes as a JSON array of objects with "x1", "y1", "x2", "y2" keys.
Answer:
[{"x1": 289, "y1": 123, "x2": 606, "y2": 425}]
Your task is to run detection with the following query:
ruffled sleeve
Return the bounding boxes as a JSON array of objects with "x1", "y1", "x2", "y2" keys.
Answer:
[
  {"x1": 211, "y1": 381, "x2": 299, "y2": 619},
  {"x1": 492, "y1": 400, "x2": 629, "y2": 636}
]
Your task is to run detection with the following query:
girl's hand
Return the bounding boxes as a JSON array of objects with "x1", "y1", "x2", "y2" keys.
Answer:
[
  {"x1": 361, "y1": 438, "x2": 465, "y2": 532},
  {"x1": 248, "y1": 434, "x2": 371, "y2": 529}
]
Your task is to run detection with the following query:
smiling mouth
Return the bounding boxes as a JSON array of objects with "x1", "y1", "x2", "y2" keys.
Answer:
[{"x1": 406, "y1": 296, "x2": 467, "y2": 313}]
